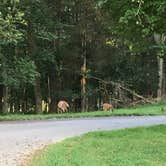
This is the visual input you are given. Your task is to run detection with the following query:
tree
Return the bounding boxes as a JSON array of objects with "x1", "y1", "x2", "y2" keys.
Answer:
[
  {"x1": 102, "y1": 0, "x2": 166, "y2": 100},
  {"x1": 0, "y1": 0, "x2": 24, "y2": 114},
  {"x1": 1, "y1": 0, "x2": 165, "y2": 114}
]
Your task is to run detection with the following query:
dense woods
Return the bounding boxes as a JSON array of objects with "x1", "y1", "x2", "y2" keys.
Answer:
[{"x1": 0, "y1": 0, "x2": 166, "y2": 114}]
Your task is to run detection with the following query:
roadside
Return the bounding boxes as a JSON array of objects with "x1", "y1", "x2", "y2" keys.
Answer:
[
  {"x1": 0, "y1": 103, "x2": 166, "y2": 122},
  {"x1": 29, "y1": 125, "x2": 166, "y2": 166},
  {"x1": 0, "y1": 116, "x2": 166, "y2": 166}
]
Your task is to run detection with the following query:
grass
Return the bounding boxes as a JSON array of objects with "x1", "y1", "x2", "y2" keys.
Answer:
[
  {"x1": 0, "y1": 103, "x2": 166, "y2": 121},
  {"x1": 30, "y1": 125, "x2": 166, "y2": 166}
]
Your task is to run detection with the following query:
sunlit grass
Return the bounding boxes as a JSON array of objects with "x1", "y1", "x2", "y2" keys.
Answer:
[
  {"x1": 30, "y1": 125, "x2": 166, "y2": 166},
  {"x1": 0, "y1": 103, "x2": 166, "y2": 121}
]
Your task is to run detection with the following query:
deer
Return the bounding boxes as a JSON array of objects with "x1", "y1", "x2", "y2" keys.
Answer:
[
  {"x1": 102, "y1": 103, "x2": 114, "y2": 112},
  {"x1": 57, "y1": 100, "x2": 70, "y2": 114}
]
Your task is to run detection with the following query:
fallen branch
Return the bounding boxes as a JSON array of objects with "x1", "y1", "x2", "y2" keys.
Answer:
[
  {"x1": 118, "y1": 85, "x2": 153, "y2": 104},
  {"x1": 111, "y1": 98, "x2": 124, "y2": 103},
  {"x1": 88, "y1": 75, "x2": 153, "y2": 104}
]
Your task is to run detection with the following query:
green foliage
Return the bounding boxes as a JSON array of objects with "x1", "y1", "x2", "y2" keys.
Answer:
[
  {"x1": 103, "y1": 0, "x2": 166, "y2": 50},
  {"x1": 0, "y1": 0, "x2": 165, "y2": 114},
  {"x1": 0, "y1": 0, "x2": 25, "y2": 44},
  {"x1": 5, "y1": 58, "x2": 39, "y2": 87}
]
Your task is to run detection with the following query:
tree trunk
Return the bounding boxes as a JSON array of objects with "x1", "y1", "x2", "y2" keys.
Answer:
[
  {"x1": 157, "y1": 56, "x2": 164, "y2": 100},
  {"x1": 34, "y1": 78, "x2": 42, "y2": 114},
  {"x1": 47, "y1": 76, "x2": 51, "y2": 112},
  {"x1": 0, "y1": 85, "x2": 3, "y2": 113},
  {"x1": 1, "y1": 85, "x2": 9, "y2": 114},
  {"x1": 22, "y1": 88, "x2": 27, "y2": 113},
  {"x1": 27, "y1": 20, "x2": 42, "y2": 114},
  {"x1": 0, "y1": 60, "x2": 9, "y2": 114},
  {"x1": 81, "y1": 56, "x2": 87, "y2": 112},
  {"x1": 49, "y1": 74, "x2": 57, "y2": 113},
  {"x1": 154, "y1": 33, "x2": 166, "y2": 101}
]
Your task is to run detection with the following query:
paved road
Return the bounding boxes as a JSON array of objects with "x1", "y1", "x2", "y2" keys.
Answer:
[{"x1": 0, "y1": 116, "x2": 166, "y2": 166}]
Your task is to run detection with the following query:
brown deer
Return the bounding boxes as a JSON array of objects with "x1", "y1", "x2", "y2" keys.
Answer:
[
  {"x1": 57, "y1": 100, "x2": 70, "y2": 114},
  {"x1": 102, "y1": 103, "x2": 114, "y2": 112}
]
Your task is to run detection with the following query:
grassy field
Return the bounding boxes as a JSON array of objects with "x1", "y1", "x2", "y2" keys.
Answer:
[
  {"x1": 30, "y1": 125, "x2": 166, "y2": 166},
  {"x1": 0, "y1": 103, "x2": 166, "y2": 121}
]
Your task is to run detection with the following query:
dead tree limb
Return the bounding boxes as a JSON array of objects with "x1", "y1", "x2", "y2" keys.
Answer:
[
  {"x1": 88, "y1": 75, "x2": 153, "y2": 104},
  {"x1": 118, "y1": 85, "x2": 153, "y2": 103},
  {"x1": 59, "y1": 67, "x2": 154, "y2": 104}
]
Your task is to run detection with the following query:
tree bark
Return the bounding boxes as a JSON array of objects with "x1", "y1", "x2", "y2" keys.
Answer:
[
  {"x1": 0, "y1": 59, "x2": 9, "y2": 114},
  {"x1": 47, "y1": 76, "x2": 51, "y2": 112},
  {"x1": 34, "y1": 78, "x2": 42, "y2": 114},
  {"x1": 22, "y1": 88, "x2": 27, "y2": 113},
  {"x1": 49, "y1": 74, "x2": 57, "y2": 113},
  {"x1": 1, "y1": 85, "x2": 9, "y2": 114},
  {"x1": 0, "y1": 85, "x2": 3, "y2": 113},
  {"x1": 81, "y1": 56, "x2": 87, "y2": 112},
  {"x1": 27, "y1": 20, "x2": 42, "y2": 114},
  {"x1": 154, "y1": 33, "x2": 166, "y2": 101},
  {"x1": 157, "y1": 56, "x2": 164, "y2": 100}
]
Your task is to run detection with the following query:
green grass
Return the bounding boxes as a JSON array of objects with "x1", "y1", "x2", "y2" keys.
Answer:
[
  {"x1": 0, "y1": 103, "x2": 166, "y2": 121},
  {"x1": 30, "y1": 125, "x2": 166, "y2": 166}
]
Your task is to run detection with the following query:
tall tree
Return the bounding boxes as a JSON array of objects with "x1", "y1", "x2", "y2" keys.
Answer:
[{"x1": 0, "y1": 0, "x2": 24, "y2": 113}]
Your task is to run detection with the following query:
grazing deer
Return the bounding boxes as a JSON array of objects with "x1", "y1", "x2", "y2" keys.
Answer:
[
  {"x1": 57, "y1": 100, "x2": 69, "y2": 114},
  {"x1": 102, "y1": 103, "x2": 114, "y2": 112}
]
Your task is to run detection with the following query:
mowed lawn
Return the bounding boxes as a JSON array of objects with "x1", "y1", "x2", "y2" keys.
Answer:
[{"x1": 30, "y1": 125, "x2": 166, "y2": 166}]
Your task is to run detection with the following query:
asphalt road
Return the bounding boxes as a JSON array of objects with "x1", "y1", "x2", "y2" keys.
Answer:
[{"x1": 0, "y1": 116, "x2": 166, "y2": 166}]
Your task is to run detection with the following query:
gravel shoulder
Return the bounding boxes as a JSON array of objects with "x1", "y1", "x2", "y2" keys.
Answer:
[{"x1": 0, "y1": 116, "x2": 166, "y2": 166}]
